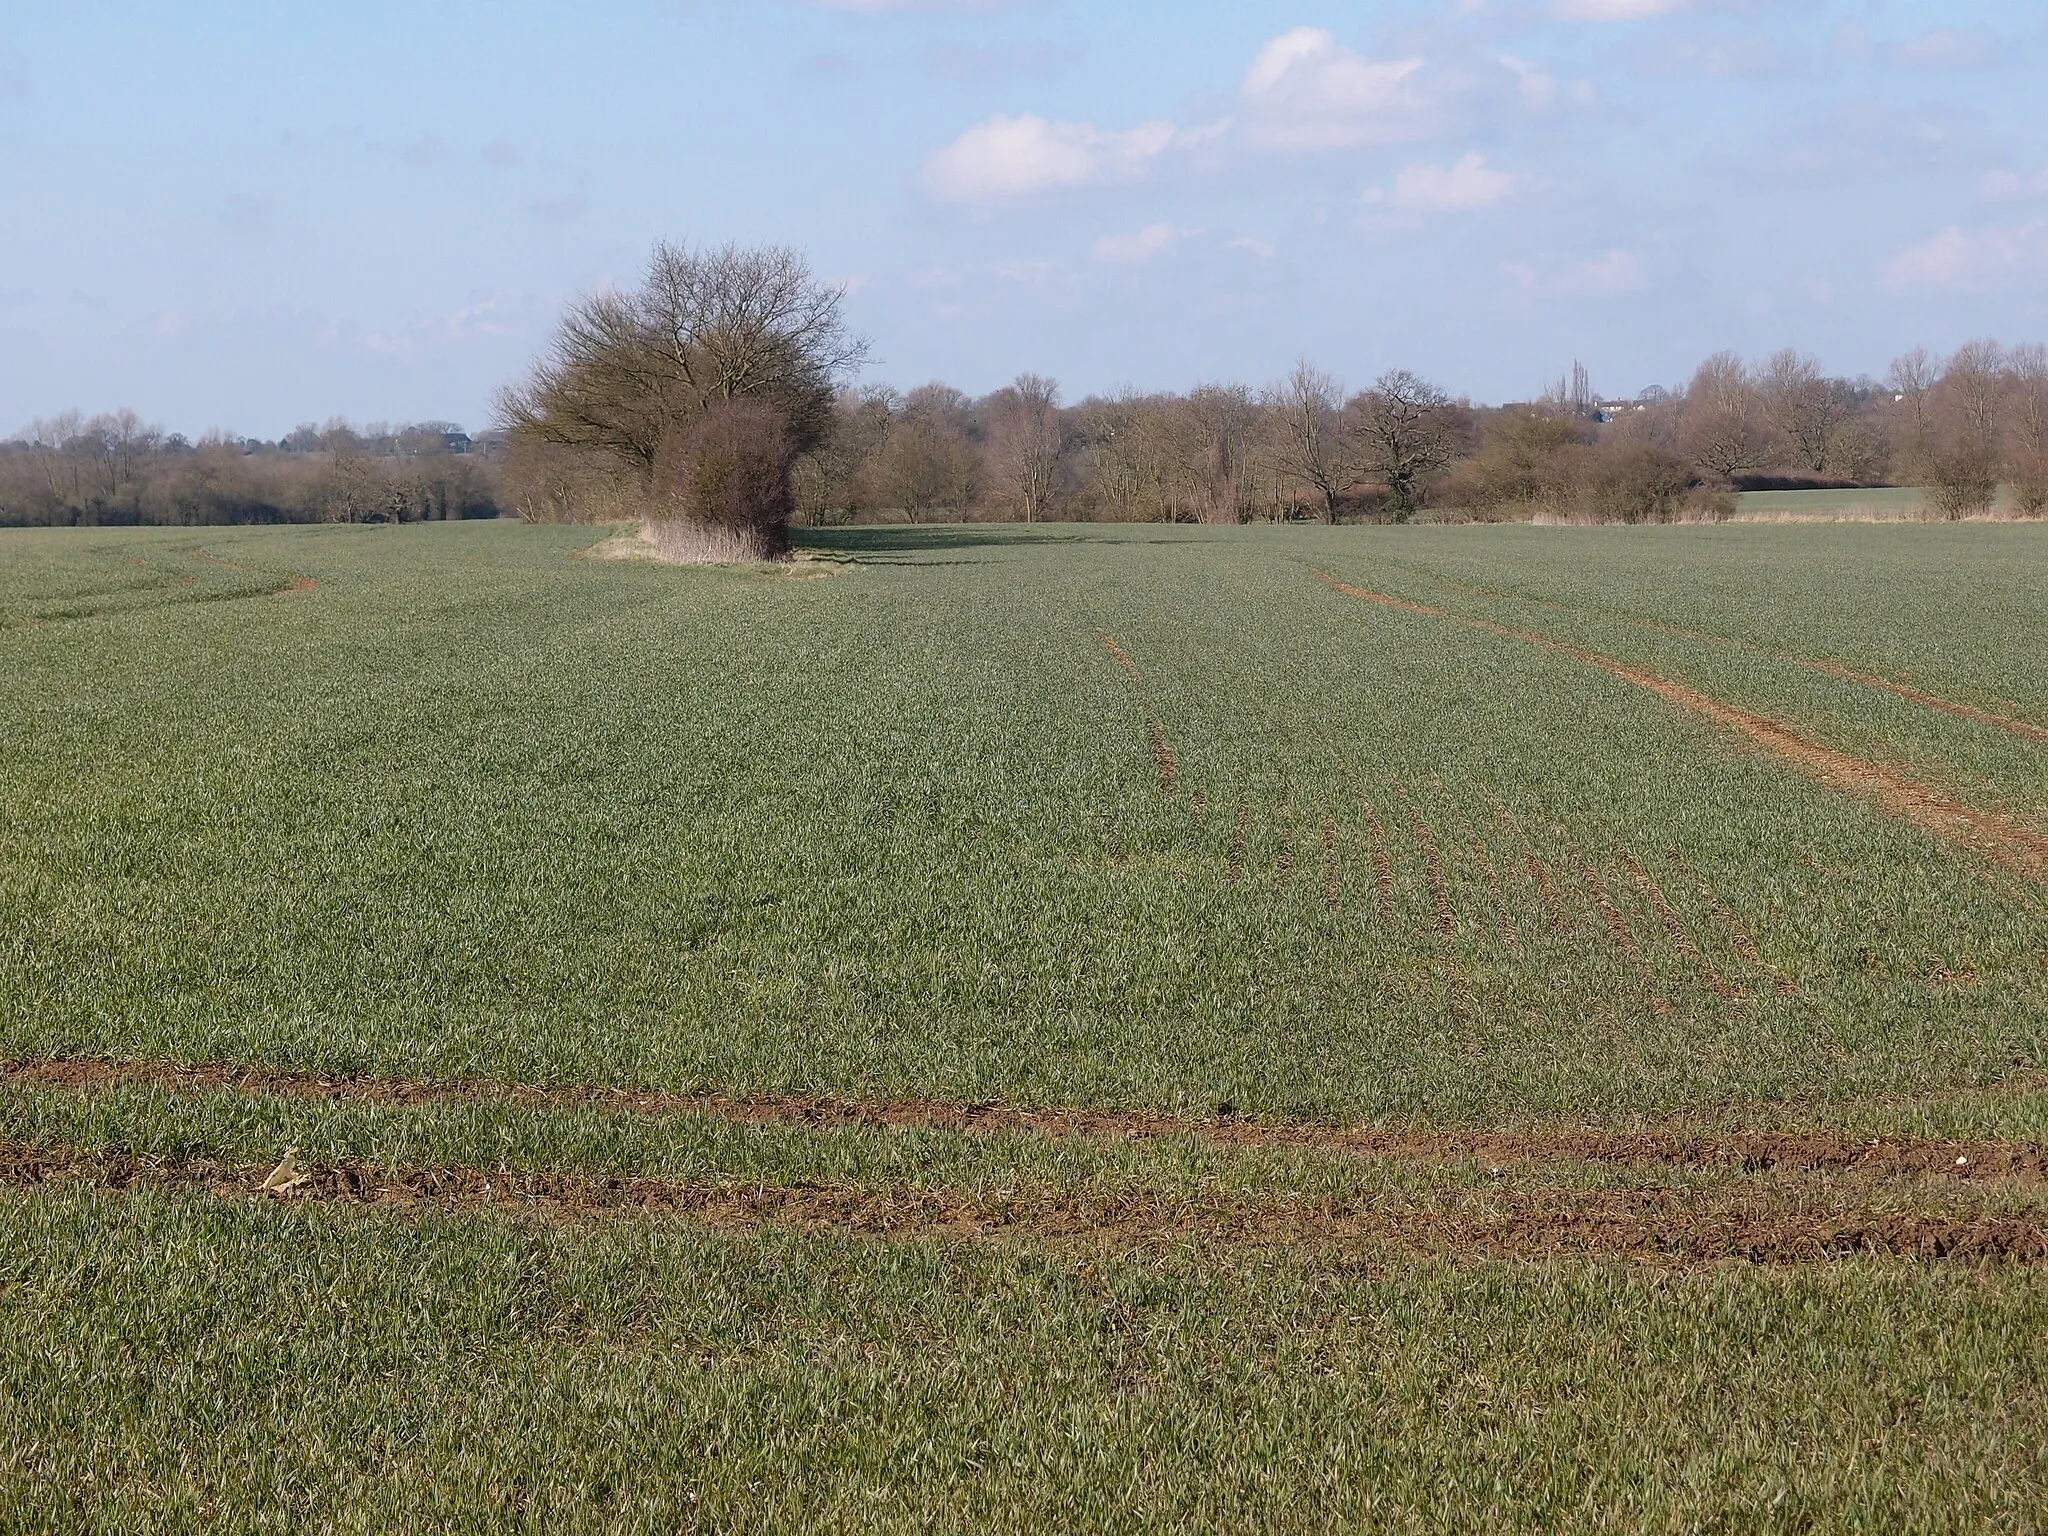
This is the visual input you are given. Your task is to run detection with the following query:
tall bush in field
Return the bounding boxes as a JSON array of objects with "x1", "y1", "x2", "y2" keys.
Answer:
[
  {"x1": 497, "y1": 241, "x2": 867, "y2": 560},
  {"x1": 1918, "y1": 341, "x2": 2005, "y2": 519}
]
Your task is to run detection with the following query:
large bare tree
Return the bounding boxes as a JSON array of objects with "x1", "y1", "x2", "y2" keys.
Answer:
[
  {"x1": 984, "y1": 373, "x2": 1065, "y2": 524},
  {"x1": 1267, "y1": 361, "x2": 1352, "y2": 521},
  {"x1": 1679, "y1": 352, "x2": 1772, "y2": 482},
  {"x1": 1761, "y1": 349, "x2": 1853, "y2": 475},
  {"x1": 1352, "y1": 369, "x2": 1458, "y2": 521},
  {"x1": 498, "y1": 241, "x2": 867, "y2": 557}
]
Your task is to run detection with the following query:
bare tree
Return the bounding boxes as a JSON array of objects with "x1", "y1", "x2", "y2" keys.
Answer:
[
  {"x1": 498, "y1": 240, "x2": 868, "y2": 557},
  {"x1": 1352, "y1": 369, "x2": 1457, "y2": 521},
  {"x1": 871, "y1": 384, "x2": 982, "y2": 521},
  {"x1": 2008, "y1": 344, "x2": 2048, "y2": 516},
  {"x1": 1266, "y1": 361, "x2": 1352, "y2": 521},
  {"x1": 1921, "y1": 341, "x2": 2007, "y2": 518},
  {"x1": 1679, "y1": 352, "x2": 1772, "y2": 482},
  {"x1": 984, "y1": 373, "x2": 1065, "y2": 523},
  {"x1": 1761, "y1": 349, "x2": 1853, "y2": 475}
]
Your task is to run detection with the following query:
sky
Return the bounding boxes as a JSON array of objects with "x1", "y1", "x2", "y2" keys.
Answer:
[{"x1": 2, "y1": 0, "x2": 2044, "y2": 438}]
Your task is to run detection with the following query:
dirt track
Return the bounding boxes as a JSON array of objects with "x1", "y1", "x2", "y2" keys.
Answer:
[
  {"x1": 1314, "y1": 571, "x2": 2048, "y2": 882},
  {"x1": 8, "y1": 1057, "x2": 2046, "y2": 1181},
  {"x1": 5, "y1": 1140, "x2": 2042, "y2": 1265}
]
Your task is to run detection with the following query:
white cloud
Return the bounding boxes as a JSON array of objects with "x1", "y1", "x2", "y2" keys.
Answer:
[
  {"x1": 1390, "y1": 153, "x2": 1514, "y2": 212},
  {"x1": 925, "y1": 113, "x2": 1176, "y2": 202},
  {"x1": 1238, "y1": 27, "x2": 1431, "y2": 151},
  {"x1": 1883, "y1": 222, "x2": 2048, "y2": 293},
  {"x1": 1228, "y1": 236, "x2": 1278, "y2": 259},
  {"x1": 1553, "y1": 0, "x2": 1689, "y2": 19},
  {"x1": 1092, "y1": 223, "x2": 1184, "y2": 265}
]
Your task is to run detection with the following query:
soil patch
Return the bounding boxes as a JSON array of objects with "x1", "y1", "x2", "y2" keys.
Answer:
[
  {"x1": 8, "y1": 1058, "x2": 2046, "y2": 1183},
  {"x1": 5, "y1": 1141, "x2": 2041, "y2": 1266}
]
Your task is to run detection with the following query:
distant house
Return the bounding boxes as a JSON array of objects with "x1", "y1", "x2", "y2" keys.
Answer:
[{"x1": 440, "y1": 431, "x2": 473, "y2": 455}]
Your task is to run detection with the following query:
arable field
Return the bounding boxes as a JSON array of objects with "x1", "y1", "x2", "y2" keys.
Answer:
[{"x1": 1, "y1": 519, "x2": 2044, "y2": 1531}]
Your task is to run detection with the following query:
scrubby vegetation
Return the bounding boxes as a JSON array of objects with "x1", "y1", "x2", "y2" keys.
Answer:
[{"x1": 0, "y1": 415, "x2": 502, "y2": 528}]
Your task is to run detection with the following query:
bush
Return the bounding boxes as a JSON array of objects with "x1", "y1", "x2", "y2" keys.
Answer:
[{"x1": 651, "y1": 399, "x2": 795, "y2": 561}]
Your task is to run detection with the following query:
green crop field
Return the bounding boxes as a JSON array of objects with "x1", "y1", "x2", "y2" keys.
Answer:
[{"x1": 2, "y1": 519, "x2": 2045, "y2": 1531}]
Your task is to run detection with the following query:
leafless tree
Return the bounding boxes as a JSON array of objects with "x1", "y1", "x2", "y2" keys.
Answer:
[
  {"x1": 498, "y1": 240, "x2": 868, "y2": 556},
  {"x1": 871, "y1": 384, "x2": 982, "y2": 520},
  {"x1": 1352, "y1": 369, "x2": 1457, "y2": 520},
  {"x1": 1266, "y1": 361, "x2": 1353, "y2": 521},
  {"x1": 1679, "y1": 352, "x2": 1772, "y2": 482},
  {"x1": 1761, "y1": 349, "x2": 1853, "y2": 475},
  {"x1": 984, "y1": 373, "x2": 1065, "y2": 523},
  {"x1": 1921, "y1": 341, "x2": 2007, "y2": 518},
  {"x1": 2007, "y1": 344, "x2": 2048, "y2": 515},
  {"x1": 1539, "y1": 360, "x2": 1597, "y2": 420}
]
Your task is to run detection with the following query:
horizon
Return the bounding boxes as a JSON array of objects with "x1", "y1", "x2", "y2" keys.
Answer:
[{"x1": 4, "y1": 0, "x2": 2044, "y2": 440}]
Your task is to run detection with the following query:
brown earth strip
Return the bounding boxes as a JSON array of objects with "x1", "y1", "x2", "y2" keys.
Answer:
[
  {"x1": 1380, "y1": 557, "x2": 2048, "y2": 748},
  {"x1": 1361, "y1": 798, "x2": 1395, "y2": 922},
  {"x1": 1562, "y1": 845, "x2": 1640, "y2": 957},
  {"x1": 1669, "y1": 853, "x2": 1802, "y2": 997},
  {"x1": 1405, "y1": 800, "x2": 1456, "y2": 939},
  {"x1": 1802, "y1": 659, "x2": 2048, "y2": 744},
  {"x1": 9, "y1": 1058, "x2": 2047, "y2": 1184},
  {"x1": 5, "y1": 1141, "x2": 2041, "y2": 1266},
  {"x1": 1313, "y1": 571, "x2": 2048, "y2": 882},
  {"x1": 1624, "y1": 854, "x2": 1742, "y2": 1000},
  {"x1": 1226, "y1": 798, "x2": 1249, "y2": 884},
  {"x1": 1100, "y1": 634, "x2": 1180, "y2": 795}
]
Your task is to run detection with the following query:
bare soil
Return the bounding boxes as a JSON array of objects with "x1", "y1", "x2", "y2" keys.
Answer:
[
  {"x1": 4, "y1": 1140, "x2": 2042, "y2": 1265},
  {"x1": 8, "y1": 1058, "x2": 2046, "y2": 1182}
]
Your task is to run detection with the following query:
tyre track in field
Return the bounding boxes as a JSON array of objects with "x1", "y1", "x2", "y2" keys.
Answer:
[
  {"x1": 1312, "y1": 570, "x2": 2048, "y2": 883},
  {"x1": 1380, "y1": 558, "x2": 2048, "y2": 747},
  {"x1": 5, "y1": 1141, "x2": 2043, "y2": 1266},
  {"x1": 9, "y1": 1058, "x2": 2047, "y2": 1183},
  {"x1": 1099, "y1": 634, "x2": 1180, "y2": 795}
]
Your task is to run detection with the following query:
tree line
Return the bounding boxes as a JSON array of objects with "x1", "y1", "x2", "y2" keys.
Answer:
[
  {"x1": 11, "y1": 239, "x2": 2047, "y2": 544},
  {"x1": 0, "y1": 416, "x2": 502, "y2": 528}
]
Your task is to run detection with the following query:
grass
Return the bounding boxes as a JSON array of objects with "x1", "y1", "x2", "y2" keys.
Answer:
[
  {"x1": 1734, "y1": 487, "x2": 1934, "y2": 520},
  {"x1": 1, "y1": 517, "x2": 2045, "y2": 1527}
]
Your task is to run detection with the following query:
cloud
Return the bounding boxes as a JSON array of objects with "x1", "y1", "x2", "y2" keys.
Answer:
[
  {"x1": 1092, "y1": 223, "x2": 1184, "y2": 265},
  {"x1": 1228, "y1": 236, "x2": 1278, "y2": 259},
  {"x1": 1883, "y1": 222, "x2": 2048, "y2": 293},
  {"x1": 1390, "y1": 153, "x2": 1514, "y2": 212},
  {"x1": 0, "y1": 52, "x2": 28, "y2": 101},
  {"x1": 1238, "y1": 27, "x2": 1431, "y2": 151},
  {"x1": 481, "y1": 139, "x2": 520, "y2": 170},
  {"x1": 925, "y1": 113, "x2": 1176, "y2": 202},
  {"x1": 1553, "y1": 0, "x2": 1689, "y2": 19}
]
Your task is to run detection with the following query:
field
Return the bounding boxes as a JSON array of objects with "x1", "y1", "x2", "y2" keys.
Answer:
[
  {"x1": 1733, "y1": 487, "x2": 1934, "y2": 520},
  {"x1": 2, "y1": 518, "x2": 2045, "y2": 1530}
]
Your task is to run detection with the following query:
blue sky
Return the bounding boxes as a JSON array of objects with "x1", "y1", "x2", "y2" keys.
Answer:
[{"x1": 2, "y1": 1, "x2": 2044, "y2": 436}]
